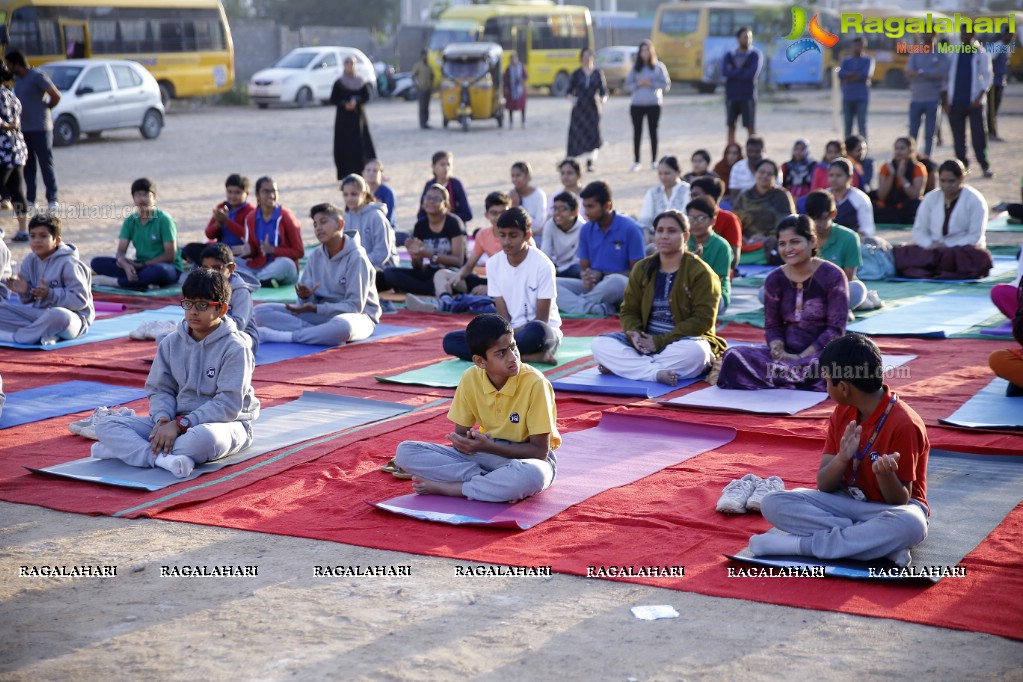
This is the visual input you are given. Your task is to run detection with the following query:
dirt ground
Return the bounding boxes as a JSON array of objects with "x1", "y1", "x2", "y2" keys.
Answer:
[{"x1": 2, "y1": 83, "x2": 1023, "y2": 680}]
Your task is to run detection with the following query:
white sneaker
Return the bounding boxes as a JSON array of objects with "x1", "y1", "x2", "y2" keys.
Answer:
[
  {"x1": 650, "y1": 162, "x2": 658, "y2": 170},
  {"x1": 405, "y1": 294, "x2": 440, "y2": 313},
  {"x1": 0, "y1": 199, "x2": 12, "y2": 211},
  {"x1": 69, "y1": 405, "x2": 137, "y2": 440},
  {"x1": 746, "y1": 475, "x2": 785, "y2": 512},
  {"x1": 47, "y1": 201, "x2": 60, "y2": 214},
  {"x1": 129, "y1": 319, "x2": 177, "y2": 340},
  {"x1": 716, "y1": 474, "x2": 762, "y2": 514},
  {"x1": 629, "y1": 162, "x2": 642, "y2": 172}
]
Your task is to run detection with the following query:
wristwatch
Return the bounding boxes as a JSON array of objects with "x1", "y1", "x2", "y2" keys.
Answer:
[{"x1": 175, "y1": 415, "x2": 192, "y2": 432}]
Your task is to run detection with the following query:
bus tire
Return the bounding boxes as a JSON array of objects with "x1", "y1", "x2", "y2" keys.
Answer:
[
  {"x1": 295, "y1": 87, "x2": 314, "y2": 108},
  {"x1": 695, "y1": 82, "x2": 717, "y2": 94},
  {"x1": 884, "y1": 69, "x2": 907, "y2": 89},
  {"x1": 54, "y1": 116, "x2": 79, "y2": 147},
  {"x1": 550, "y1": 71, "x2": 571, "y2": 97},
  {"x1": 158, "y1": 81, "x2": 175, "y2": 109},
  {"x1": 140, "y1": 109, "x2": 163, "y2": 140}
]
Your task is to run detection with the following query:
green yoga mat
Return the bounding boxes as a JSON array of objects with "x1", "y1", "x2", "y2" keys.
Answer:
[
  {"x1": 987, "y1": 213, "x2": 1023, "y2": 233},
  {"x1": 376, "y1": 336, "x2": 595, "y2": 388},
  {"x1": 92, "y1": 284, "x2": 182, "y2": 298}
]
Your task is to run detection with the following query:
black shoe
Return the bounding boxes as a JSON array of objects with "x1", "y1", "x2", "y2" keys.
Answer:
[
  {"x1": 1007, "y1": 382, "x2": 1023, "y2": 398},
  {"x1": 12, "y1": 231, "x2": 28, "y2": 242},
  {"x1": 420, "y1": 124, "x2": 432, "y2": 129},
  {"x1": 983, "y1": 169, "x2": 994, "y2": 179}
]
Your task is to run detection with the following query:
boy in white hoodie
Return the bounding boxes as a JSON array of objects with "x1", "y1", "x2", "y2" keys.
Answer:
[
  {"x1": 255, "y1": 202, "x2": 380, "y2": 346},
  {"x1": 92, "y1": 268, "x2": 260, "y2": 478},
  {"x1": 0, "y1": 213, "x2": 94, "y2": 345}
]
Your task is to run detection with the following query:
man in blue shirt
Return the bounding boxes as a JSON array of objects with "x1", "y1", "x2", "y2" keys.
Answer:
[
  {"x1": 941, "y1": 30, "x2": 992, "y2": 178},
  {"x1": 722, "y1": 26, "x2": 763, "y2": 146},
  {"x1": 839, "y1": 38, "x2": 875, "y2": 140},
  {"x1": 556, "y1": 181, "x2": 644, "y2": 316}
]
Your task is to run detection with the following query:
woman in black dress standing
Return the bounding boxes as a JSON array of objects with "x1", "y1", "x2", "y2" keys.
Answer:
[
  {"x1": 330, "y1": 57, "x2": 377, "y2": 181},
  {"x1": 566, "y1": 47, "x2": 607, "y2": 174}
]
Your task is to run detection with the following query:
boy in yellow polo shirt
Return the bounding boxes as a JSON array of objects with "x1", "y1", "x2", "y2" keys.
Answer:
[{"x1": 394, "y1": 313, "x2": 559, "y2": 502}]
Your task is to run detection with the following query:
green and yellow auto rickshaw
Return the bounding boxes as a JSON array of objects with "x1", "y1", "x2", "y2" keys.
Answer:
[{"x1": 440, "y1": 42, "x2": 504, "y2": 132}]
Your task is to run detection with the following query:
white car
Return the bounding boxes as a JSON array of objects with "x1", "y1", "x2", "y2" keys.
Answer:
[
  {"x1": 247, "y1": 47, "x2": 376, "y2": 108},
  {"x1": 40, "y1": 59, "x2": 165, "y2": 147}
]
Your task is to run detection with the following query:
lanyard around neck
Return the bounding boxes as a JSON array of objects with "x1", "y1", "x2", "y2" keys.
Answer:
[{"x1": 850, "y1": 394, "x2": 897, "y2": 486}]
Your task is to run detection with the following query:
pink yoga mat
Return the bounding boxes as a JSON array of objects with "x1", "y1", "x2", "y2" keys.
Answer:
[
  {"x1": 371, "y1": 412, "x2": 736, "y2": 529},
  {"x1": 94, "y1": 301, "x2": 129, "y2": 313}
]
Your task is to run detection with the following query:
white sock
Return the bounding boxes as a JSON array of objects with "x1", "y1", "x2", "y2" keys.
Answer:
[
  {"x1": 749, "y1": 532, "x2": 806, "y2": 557},
  {"x1": 154, "y1": 454, "x2": 196, "y2": 479},
  {"x1": 258, "y1": 327, "x2": 294, "y2": 343},
  {"x1": 885, "y1": 547, "x2": 912, "y2": 568}
]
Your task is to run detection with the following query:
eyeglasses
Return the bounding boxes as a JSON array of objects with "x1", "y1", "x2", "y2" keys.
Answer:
[
  {"x1": 179, "y1": 299, "x2": 222, "y2": 311},
  {"x1": 423, "y1": 195, "x2": 445, "y2": 204},
  {"x1": 552, "y1": 204, "x2": 571, "y2": 213}
]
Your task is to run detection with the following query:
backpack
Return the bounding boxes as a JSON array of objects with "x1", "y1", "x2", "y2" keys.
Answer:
[{"x1": 859, "y1": 236, "x2": 896, "y2": 281}]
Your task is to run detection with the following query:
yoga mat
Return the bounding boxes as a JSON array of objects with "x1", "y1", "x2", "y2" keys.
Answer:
[
  {"x1": 253, "y1": 324, "x2": 424, "y2": 366},
  {"x1": 980, "y1": 320, "x2": 1014, "y2": 337},
  {"x1": 92, "y1": 284, "x2": 181, "y2": 298},
  {"x1": 376, "y1": 336, "x2": 596, "y2": 388},
  {"x1": 887, "y1": 255, "x2": 1019, "y2": 283},
  {"x1": 939, "y1": 378, "x2": 1023, "y2": 429},
  {"x1": 28, "y1": 392, "x2": 412, "y2": 491},
  {"x1": 251, "y1": 286, "x2": 300, "y2": 302},
  {"x1": 372, "y1": 411, "x2": 736, "y2": 529},
  {"x1": 550, "y1": 366, "x2": 699, "y2": 398},
  {"x1": 727, "y1": 450, "x2": 1023, "y2": 583},
  {"x1": 987, "y1": 213, "x2": 1023, "y2": 233},
  {"x1": 662, "y1": 386, "x2": 829, "y2": 415},
  {"x1": 0, "y1": 306, "x2": 181, "y2": 350},
  {"x1": 847, "y1": 295, "x2": 999, "y2": 338},
  {"x1": 0, "y1": 381, "x2": 146, "y2": 430},
  {"x1": 735, "y1": 264, "x2": 776, "y2": 278},
  {"x1": 94, "y1": 301, "x2": 128, "y2": 313}
]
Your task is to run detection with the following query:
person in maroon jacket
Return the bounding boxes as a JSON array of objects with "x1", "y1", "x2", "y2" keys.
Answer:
[
  {"x1": 235, "y1": 176, "x2": 304, "y2": 287},
  {"x1": 181, "y1": 174, "x2": 256, "y2": 266}
]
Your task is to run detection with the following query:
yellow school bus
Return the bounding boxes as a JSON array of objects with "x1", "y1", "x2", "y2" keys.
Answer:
[
  {"x1": 0, "y1": 0, "x2": 234, "y2": 102},
  {"x1": 428, "y1": 1, "x2": 593, "y2": 96}
]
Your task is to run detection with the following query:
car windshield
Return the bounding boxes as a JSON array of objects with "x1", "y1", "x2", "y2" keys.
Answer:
[
  {"x1": 596, "y1": 51, "x2": 627, "y2": 65},
  {"x1": 443, "y1": 59, "x2": 489, "y2": 80},
  {"x1": 273, "y1": 52, "x2": 317, "y2": 69},
  {"x1": 39, "y1": 65, "x2": 84, "y2": 92}
]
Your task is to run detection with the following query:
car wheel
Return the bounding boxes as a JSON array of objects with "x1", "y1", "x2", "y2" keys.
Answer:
[
  {"x1": 140, "y1": 109, "x2": 163, "y2": 139},
  {"x1": 257, "y1": 103, "x2": 269, "y2": 109},
  {"x1": 295, "y1": 87, "x2": 313, "y2": 108},
  {"x1": 550, "y1": 71, "x2": 571, "y2": 97},
  {"x1": 53, "y1": 116, "x2": 79, "y2": 147},
  {"x1": 695, "y1": 82, "x2": 717, "y2": 94},
  {"x1": 158, "y1": 81, "x2": 175, "y2": 109}
]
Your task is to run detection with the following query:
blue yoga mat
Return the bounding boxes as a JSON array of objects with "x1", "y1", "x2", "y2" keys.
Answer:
[
  {"x1": 847, "y1": 295, "x2": 999, "y2": 338},
  {"x1": 0, "y1": 306, "x2": 181, "y2": 350},
  {"x1": 939, "y1": 378, "x2": 1023, "y2": 429},
  {"x1": 0, "y1": 381, "x2": 146, "y2": 429},
  {"x1": 253, "y1": 324, "x2": 424, "y2": 366},
  {"x1": 550, "y1": 365, "x2": 699, "y2": 398},
  {"x1": 28, "y1": 392, "x2": 413, "y2": 490}
]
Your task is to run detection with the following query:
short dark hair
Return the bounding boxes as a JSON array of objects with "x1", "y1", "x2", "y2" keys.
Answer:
[
  {"x1": 829, "y1": 157, "x2": 854, "y2": 178},
  {"x1": 690, "y1": 176, "x2": 724, "y2": 201},
  {"x1": 309, "y1": 202, "x2": 342, "y2": 221},
  {"x1": 5, "y1": 50, "x2": 26, "y2": 69},
  {"x1": 558, "y1": 158, "x2": 581, "y2": 175},
  {"x1": 200, "y1": 242, "x2": 235, "y2": 265},
  {"x1": 736, "y1": 25, "x2": 752, "y2": 38},
  {"x1": 131, "y1": 177, "x2": 156, "y2": 196},
  {"x1": 511, "y1": 160, "x2": 531, "y2": 176},
  {"x1": 938, "y1": 158, "x2": 966, "y2": 178},
  {"x1": 657, "y1": 155, "x2": 681, "y2": 173},
  {"x1": 496, "y1": 206, "x2": 531, "y2": 233},
  {"x1": 819, "y1": 333, "x2": 884, "y2": 393},
  {"x1": 552, "y1": 191, "x2": 578, "y2": 212},
  {"x1": 255, "y1": 176, "x2": 275, "y2": 194},
  {"x1": 845, "y1": 135, "x2": 866, "y2": 153},
  {"x1": 28, "y1": 212, "x2": 61, "y2": 238},
  {"x1": 686, "y1": 196, "x2": 718, "y2": 218},
  {"x1": 803, "y1": 190, "x2": 835, "y2": 218},
  {"x1": 691, "y1": 149, "x2": 711, "y2": 164},
  {"x1": 755, "y1": 158, "x2": 779, "y2": 176},
  {"x1": 466, "y1": 313, "x2": 514, "y2": 359},
  {"x1": 579, "y1": 180, "x2": 612, "y2": 206},
  {"x1": 225, "y1": 174, "x2": 248, "y2": 192},
  {"x1": 746, "y1": 135, "x2": 765, "y2": 150},
  {"x1": 182, "y1": 268, "x2": 231, "y2": 305},
  {"x1": 776, "y1": 214, "x2": 818, "y2": 257},
  {"x1": 431, "y1": 150, "x2": 452, "y2": 166},
  {"x1": 485, "y1": 191, "x2": 512, "y2": 211}
]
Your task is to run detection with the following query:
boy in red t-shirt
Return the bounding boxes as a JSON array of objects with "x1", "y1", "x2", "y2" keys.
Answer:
[{"x1": 750, "y1": 333, "x2": 930, "y2": 567}]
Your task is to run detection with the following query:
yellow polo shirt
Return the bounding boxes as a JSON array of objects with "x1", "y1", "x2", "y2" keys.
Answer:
[{"x1": 449, "y1": 363, "x2": 561, "y2": 449}]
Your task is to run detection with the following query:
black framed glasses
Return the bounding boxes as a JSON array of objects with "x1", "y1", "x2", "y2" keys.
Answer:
[{"x1": 179, "y1": 299, "x2": 222, "y2": 311}]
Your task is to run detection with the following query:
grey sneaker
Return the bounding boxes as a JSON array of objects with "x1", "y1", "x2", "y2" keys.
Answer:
[
  {"x1": 716, "y1": 474, "x2": 762, "y2": 514},
  {"x1": 746, "y1": 476, "x2": 785, "y2": 512},
  {"x1": 405, "y1": 294, "x2": 440, "y2": 313},
  {"x1": 69, "y1": 406, "x2": 137, "y2": 440}
]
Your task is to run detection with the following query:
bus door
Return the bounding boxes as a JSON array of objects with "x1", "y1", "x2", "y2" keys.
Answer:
[{"x1": 60, "y1": 21, "x2": 87, "y2": 59}]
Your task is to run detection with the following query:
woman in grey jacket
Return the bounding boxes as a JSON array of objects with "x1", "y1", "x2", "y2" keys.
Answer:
[{"x1": 625, "y1": 40, "x2": 671, "y2": 172}]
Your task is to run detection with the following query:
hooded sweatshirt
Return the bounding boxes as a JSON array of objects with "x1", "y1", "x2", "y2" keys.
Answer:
[
  {"x1": 227, "y1": 269, "x2": 261, "y2": 352},
  {"x1": 0, "y1": 238, "x2": 11, "y2": 300},
  {"x1": 148, "y1": 315, "x2": 260, "y2": 427},
  {"x1": 17, "y1": 241, "x2": 94, "y2": 328},
  {"x1": 344, "y1": 201, "x2": 399, "y2": 271},
  {"x1": 242, "y1": 205, "x2": 304, "y2": 270},
  {"x1": 300, "y1": 230, "x2": 381, "y2": 323}
]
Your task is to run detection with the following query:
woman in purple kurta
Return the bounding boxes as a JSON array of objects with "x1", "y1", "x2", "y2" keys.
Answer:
[{"x1": 717, "y1": 214, "x2": 849, "y2": 391}]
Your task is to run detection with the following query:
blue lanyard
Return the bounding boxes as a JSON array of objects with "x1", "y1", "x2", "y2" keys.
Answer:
[{"x1": 850, "y1": 394, "x2": 897, "y2": 486}]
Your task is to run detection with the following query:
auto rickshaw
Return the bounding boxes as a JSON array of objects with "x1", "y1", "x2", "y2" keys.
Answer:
[{"x1": 440, "y1": 42, "x2": 504, "y2": 132}]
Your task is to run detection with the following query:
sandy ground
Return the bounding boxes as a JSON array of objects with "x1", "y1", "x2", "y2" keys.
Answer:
[{"x1": 2, "y1": 83, "x2": 1023, "y2": 680}]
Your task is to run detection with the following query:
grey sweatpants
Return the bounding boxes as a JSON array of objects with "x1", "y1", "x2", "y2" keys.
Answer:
[
  {"x1": 236, "y1": 258, "x2": 298, "y2": 285},
  {"x1": 556, "y1": 274, "x2": 628, "y2": 316},
  {"x1": 394, "y1": 440, "x2": 556, "y2": 503},
  {"x1": 91, "y1": 415, "x2": 252, "y2": 468},
  {"x1": 0, "y1": 304, "x2": 84, "y2": 344},
  {"x1": 255, "y1": 305, "x2": 375, "y2": 346},
  {"x1": 760, "y1": 488, "x2": 928, "y2": 561}
]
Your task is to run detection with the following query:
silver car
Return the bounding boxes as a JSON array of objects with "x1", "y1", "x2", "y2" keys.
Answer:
[
  {"x1": 596, "y1": 46, "x2": 639, "y2": 94},
  {"x1": 247, "y1": 47, "x2": 377, "y2": 108},
  {"x1": 40, "y1": 59, "x2": 165, "y2": 147}
]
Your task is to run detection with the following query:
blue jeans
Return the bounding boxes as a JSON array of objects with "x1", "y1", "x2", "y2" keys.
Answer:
[
  {"x1": 91, "y1": 256, "x2": 179, "y2": 289},
  {"x1": 23, "y1": 129, "x2": 57, "y2": 204},
  {"x1": 843, "y1": 99, "x2": 868, "y2": 140},
  {"x1": 908, "y1": 100, "x2": 939, "y2": 157},
  {"x1": 443, "y1": 320, "x2": 560, "y2": 361}
]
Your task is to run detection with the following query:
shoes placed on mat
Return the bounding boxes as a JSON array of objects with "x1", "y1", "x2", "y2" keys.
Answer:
[
  {"x1": 746, "y1": 476, "x2": 785, "y2": 512},
  {"x1": 716, "y1": 473, "x2": 762, "y2": 514},
  {"x1": 68, "y1": 405, "x2": 137, "y2": 439},
  {"x1": 380, "y1": 300, "x2": 397, "y2": 314},
  {"x1": 129, "y1": 319, "x2": 177, "y2": 340},
  {"x1": 855, "y1": 290, "x2": 884, "y2": 311},
  {"x1": 405, "y1": 294, "x2": 440, "y2": 313}
]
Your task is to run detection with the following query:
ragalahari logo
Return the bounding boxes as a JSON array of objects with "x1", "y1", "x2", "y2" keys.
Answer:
[{"x1": 785, "y1": 6, "x2": 839, "y2": 61}]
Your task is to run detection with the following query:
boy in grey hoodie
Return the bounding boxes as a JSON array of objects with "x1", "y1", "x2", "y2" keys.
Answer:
[
  {"x1": 0, "y1": 213, "x2": 94, "y2": 345},
  {"x1": 199, "y1": 242, "x2": 261, "y2": 352},
  {"x1": 255, "y1": 202, "x2": 380, "y2": 346},
  {"x1": 92, "y1": 268, "x2": 260, "y2": 478}
]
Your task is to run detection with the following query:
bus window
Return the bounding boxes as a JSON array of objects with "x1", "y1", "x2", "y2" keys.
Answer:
[
  {"x1": 658, "y1": 8, "x2": 699, "y2": 36},
  {"x1": 429, "y1": 25, "x2": 479, "y2": 51}
]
